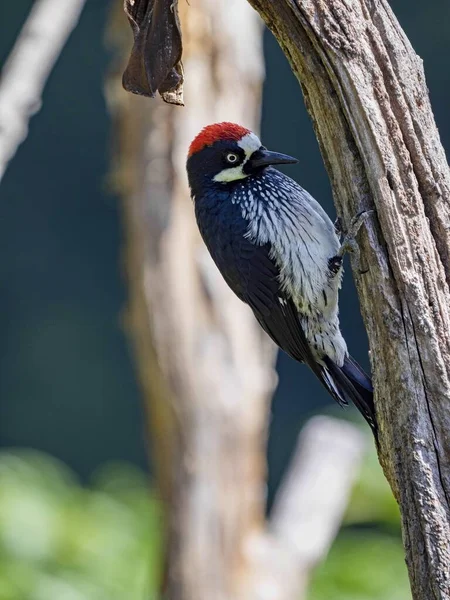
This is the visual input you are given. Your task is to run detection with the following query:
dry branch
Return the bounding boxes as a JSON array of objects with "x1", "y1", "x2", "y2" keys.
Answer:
[
  {"x1": 244, "y1": 0, "x2": 450, "y2": 597},
  {"x1": 109, "y1": 3, "x2": 275, "y2": 597},
  {"x1": 0, "y1": 0, "x2": 87, "y2": 182}
]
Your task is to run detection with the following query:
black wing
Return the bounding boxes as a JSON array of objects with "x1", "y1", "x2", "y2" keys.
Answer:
[
  {"x1": 204, "y1": 228, "x2": 379, "y2": 437},
  {"x1": 218, "y1": 236, "x2": 348, "y2": 406}
]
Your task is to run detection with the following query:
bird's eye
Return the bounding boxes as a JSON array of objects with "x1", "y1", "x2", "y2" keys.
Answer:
[{"x1": 225, "y1": 153, "x2": 239, "y2": 164}]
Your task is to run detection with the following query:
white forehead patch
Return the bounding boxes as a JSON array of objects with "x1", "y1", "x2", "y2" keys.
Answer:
[
  {"x1": 237, "y1": 132, "x2": 262, "y2": 157},
  {"x1": 213, "y1": 131, "x2": 262, "y2": 183}
]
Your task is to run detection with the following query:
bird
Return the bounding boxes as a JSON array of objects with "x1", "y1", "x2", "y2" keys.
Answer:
[{"x1": 186, "y1": 122, "x2": 377, "y2": 436}]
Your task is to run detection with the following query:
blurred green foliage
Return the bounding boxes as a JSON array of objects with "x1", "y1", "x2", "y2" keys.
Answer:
[
  {"x1": 309, "y1": 534, "x2": 409, "y2": 600},
  {"x1": 0, "y1": 451, "x2": 163, "y2": 600},
  {"x1": 0, "y1": 443, "x2": 409, "y2": 600},
  {"x1": 345, "y1": 446, "x2": 401, "y2": 528}
]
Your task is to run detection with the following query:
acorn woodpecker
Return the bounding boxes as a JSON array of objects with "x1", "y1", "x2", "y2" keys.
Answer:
[{"x1": 186, "y1": 122, "x2": 376, "y2": 435}]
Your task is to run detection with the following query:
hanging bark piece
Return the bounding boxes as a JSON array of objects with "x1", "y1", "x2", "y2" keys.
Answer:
[{"x1": 123, "y1": 0, "x2": 184, "y2": 104}]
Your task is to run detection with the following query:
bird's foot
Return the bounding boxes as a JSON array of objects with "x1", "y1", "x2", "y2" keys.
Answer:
[
  {"x1": 334, "y1": 216, "x2": 343, "y2": 236},
  {"x1": 328, "y1": 255, "x2": 343, "y2": 276},
  {"x1": 332, "y1": 210, "x2": 373, "y2": 275}
]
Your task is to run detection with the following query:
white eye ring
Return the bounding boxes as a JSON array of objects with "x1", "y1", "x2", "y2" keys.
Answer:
[{"x1": 226, "y1": 153, "x2": 239, "y2": 164}]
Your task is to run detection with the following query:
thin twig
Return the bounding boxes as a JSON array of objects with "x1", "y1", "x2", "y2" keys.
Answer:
[{"x1": 0, "y1": 0, "x2": 87, "y2": 182}]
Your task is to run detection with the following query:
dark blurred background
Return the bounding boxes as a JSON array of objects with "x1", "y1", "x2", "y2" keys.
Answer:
[
  {"x1": 1, "y1": 0, "x2": 448, "y2": 486},
  {"x1": 0, "y1": 1, "x2": 448, "y2": 597}
]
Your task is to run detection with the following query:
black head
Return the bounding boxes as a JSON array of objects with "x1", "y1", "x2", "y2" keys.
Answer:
[{"x1": 186, "y1": 122, "x2": 297, "y2": 196}]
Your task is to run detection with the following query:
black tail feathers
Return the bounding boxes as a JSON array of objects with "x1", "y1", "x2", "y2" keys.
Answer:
[{"x1": 324, "y1": 354, "x2": 377, "y2": 438}]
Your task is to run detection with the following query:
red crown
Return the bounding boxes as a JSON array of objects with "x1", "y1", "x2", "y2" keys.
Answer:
[{"x1": 188, "y1": 122, "x2": 251, "y2": 157}]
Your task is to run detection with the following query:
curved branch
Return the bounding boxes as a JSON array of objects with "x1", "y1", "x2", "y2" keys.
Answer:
[{"x1": 245, "y1": 0, "x2": 450, "y2": 597}]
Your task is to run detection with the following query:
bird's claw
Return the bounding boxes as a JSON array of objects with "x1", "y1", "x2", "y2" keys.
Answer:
[
  {"x1": 334, "y1": 216, "x2": 343, "y2": 236},
  {"x1": 335, "y1": 210, "x2": 373, "y2": 274}
]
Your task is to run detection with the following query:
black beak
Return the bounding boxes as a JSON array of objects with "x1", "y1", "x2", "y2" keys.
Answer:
[{"x1": 247, "y1": 148, "x2": 298, "y2": 169}]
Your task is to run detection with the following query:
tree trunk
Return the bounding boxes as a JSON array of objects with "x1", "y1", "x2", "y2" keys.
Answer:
[
  {"x1": 109, "y1": 2, "x2": 274, "y2": 598},
  {"x1": 245, "y1": 0, "x2": 450, "y2": 597},
  {"x1": 107, "y1": 1, "x2": 366, "y2": 598}
]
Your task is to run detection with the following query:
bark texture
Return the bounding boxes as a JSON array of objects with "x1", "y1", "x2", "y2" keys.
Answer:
[
  {"x1": 109, "y1": 3, "x2": 274, "y2": 598},
  {"x1": 108, "y1": 1, "x2": 366, "y2": 598},
  {"x1": 245, "y1": 0, "x2": 450, "y2": 597}
]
